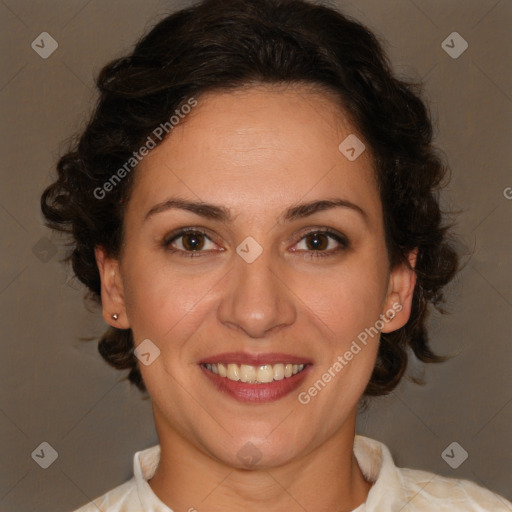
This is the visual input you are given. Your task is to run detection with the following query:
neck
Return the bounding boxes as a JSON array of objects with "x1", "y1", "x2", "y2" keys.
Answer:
[{"x1": 148, "y1": 411, "x2": 372, "y2": 512}]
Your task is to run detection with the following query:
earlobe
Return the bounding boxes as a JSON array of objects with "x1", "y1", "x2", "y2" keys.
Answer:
[
  {"x1": 94, "y1": 246, "x2": 130, "y2": 329},
  {"x1": 381, "y1": 249, "x2": 418, "y2": 333}
]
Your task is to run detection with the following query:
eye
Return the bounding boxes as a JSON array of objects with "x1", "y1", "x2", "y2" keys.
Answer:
[
  {"x1": 292, "y1": 229, "x2": 349, "y2": 258},
  {"x1": 163, "y1": 227, "x2": 348, "y2": 259},
  {"x1": 164, "y1": 229, "x2": 220, "y2": 257}
]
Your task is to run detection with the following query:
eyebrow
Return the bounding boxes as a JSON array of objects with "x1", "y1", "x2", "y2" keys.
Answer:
[{"x1": 144, "y1": 197, "x2": 368, "y2": 224}]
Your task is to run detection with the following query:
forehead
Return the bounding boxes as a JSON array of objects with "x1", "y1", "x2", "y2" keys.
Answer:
[{"x1": 127, "y1": 84, "x2": 380, "y2": 224}]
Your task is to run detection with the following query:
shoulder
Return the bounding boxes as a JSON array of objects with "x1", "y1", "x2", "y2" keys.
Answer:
[
  {"x1": 354, "y1": 435, "x2": 511, "y2": 512},
  {"x1": 398, "y1": 466, "x2": 512, "y2": 511},
  {"x1": 71, "y1": 443, "x2": 164, "y2": 511},
  {"x1": 71, "y1": 477, "x2": 141, "y2": 512}
]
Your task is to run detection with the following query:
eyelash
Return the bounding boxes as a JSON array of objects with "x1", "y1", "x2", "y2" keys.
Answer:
[{"x1": 163, "y1": 227, "x2": 349, "y2": 259}]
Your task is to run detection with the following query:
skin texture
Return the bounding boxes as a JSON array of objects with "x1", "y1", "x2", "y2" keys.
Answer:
[{"x1": 95, "y1": 84, "x2": 417, "y2": 512}]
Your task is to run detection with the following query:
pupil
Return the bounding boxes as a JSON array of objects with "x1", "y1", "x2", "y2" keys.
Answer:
[
  {"x1": 183, "y1": 233, "x2": 204, "y2": 250},
  {"x1": 307, "y1": 233, "x2": 327, "y2": 250}
]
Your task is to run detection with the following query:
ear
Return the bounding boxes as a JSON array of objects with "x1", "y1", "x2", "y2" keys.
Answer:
[
  {"x1": 380, "y1": 249, "x2": 417, "y2": 333},
  {"x1": 95, "y1": 246, "x2": 130, "y2": 329}
]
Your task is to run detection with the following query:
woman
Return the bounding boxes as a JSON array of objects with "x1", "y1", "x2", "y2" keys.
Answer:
[{"x1": 41, "y1": 0, "x2": 511, "y2": 510}]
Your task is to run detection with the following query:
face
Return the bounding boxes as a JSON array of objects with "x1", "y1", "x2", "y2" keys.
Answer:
[{"x1": 96, "y1": 84, "x2": 416, "y2": 469}]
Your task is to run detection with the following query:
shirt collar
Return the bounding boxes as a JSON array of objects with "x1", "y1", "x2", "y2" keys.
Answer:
[
  {"x1": 134, "y1": 444, "x2": 172, "y2": 511},
  {"x1": 353, "y1": 434, "x2": 407, "y2": 510}
]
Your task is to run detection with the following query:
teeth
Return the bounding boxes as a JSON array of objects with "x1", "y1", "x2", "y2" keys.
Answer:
[
  {"x1": 273, "y1": 363, "x2": 285, "y2": 381},
  {"x1": 227, "y1": 364, "x2": 240, "y2": 381},
  {"x1": 218, "y1": 363, "x2": 227, "y2": 377},
  {"x1": 204, "y1": 362, "x2": 306, "y2": 383},
  {"x1": 240, "y1": 364, "x2": 256, "y2": 383},
  {"x1": 257, "y1": 364, "x2": 274, "y2": 383}
]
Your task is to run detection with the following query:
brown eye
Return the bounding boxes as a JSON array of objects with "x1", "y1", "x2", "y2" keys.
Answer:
[
  {"x1": 165, "y1": 229, "x2": 218, "y2": 255},
  {"x1": 292, "y1": 229, "x2": 349, "y2": 258},
  {"x1": 304, "y1": 232, "x2": 329, "y2": 251},
  {"x1": 181, "y1": 232, "x2": 206, "y2": 251}
]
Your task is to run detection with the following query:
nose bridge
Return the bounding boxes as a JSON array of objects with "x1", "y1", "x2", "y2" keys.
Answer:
[{"x1": 217, "y1": 243, "x2": 296, "y2": 338}]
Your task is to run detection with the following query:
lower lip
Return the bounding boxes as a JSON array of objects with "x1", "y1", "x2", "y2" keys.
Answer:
[{"x1": 200, "y1": 365, "x2": 311, "y2": 403}]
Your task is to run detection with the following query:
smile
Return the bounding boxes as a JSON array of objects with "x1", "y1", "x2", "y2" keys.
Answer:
[{"x1": 202, "y1": 362, "x2": 307, "y2": 383}]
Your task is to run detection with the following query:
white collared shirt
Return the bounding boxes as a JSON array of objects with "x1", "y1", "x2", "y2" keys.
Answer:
[{"x1": 73, "y1": 435, "x2": 512, "y2": 511}]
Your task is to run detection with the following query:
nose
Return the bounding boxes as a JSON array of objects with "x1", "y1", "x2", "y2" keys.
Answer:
[{"x1": 217, "y1": 247, "x2": 297, "y2": 339}]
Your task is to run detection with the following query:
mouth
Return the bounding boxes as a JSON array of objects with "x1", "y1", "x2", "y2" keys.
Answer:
[
  {"x1": 201, "y1": 362, "x2": 307, "y2": 383},
  {"x1": 198, "y1": 352, "x2": 312, "y2": 403}
]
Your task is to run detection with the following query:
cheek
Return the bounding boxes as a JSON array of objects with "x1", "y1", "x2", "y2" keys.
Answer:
[
  {"x1": 295, "y1": 257, "x2": 388, "y2": 343},
  {"x1": 121, "y1": 254, "x2": 220, "y2": 342}
]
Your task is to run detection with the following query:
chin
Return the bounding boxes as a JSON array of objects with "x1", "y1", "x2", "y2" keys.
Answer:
[{"x1": 209, "y1": 431, "x2": 306, "y2": 470}]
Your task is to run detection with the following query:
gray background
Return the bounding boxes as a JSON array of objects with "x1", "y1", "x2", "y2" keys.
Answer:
[{"x1": 0, "y1": 0, "x2": 511, "y2": 510}]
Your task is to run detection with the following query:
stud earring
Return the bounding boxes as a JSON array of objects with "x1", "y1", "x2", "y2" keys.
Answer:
[{"x1": 112, "y1": 313, "x2": 119, "y2": 320}]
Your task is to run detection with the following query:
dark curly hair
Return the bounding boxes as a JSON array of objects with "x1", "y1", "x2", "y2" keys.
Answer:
[{"x1": 41, "y1": 0, "x2": 458, "y2": 396}]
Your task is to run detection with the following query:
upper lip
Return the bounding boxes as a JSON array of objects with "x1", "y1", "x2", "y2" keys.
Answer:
[{"x1": 198, "y1": 352, "x2": 312, "y2": 366}]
